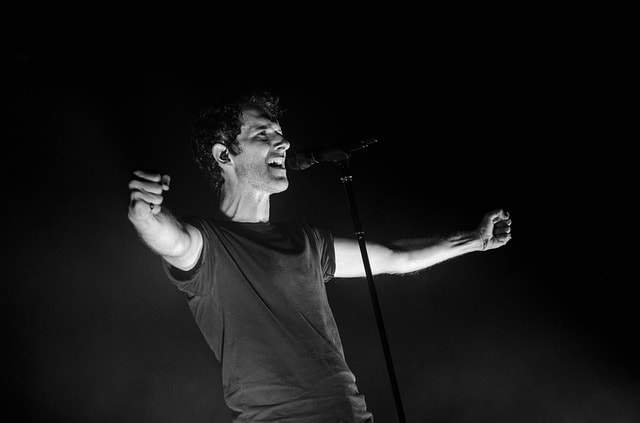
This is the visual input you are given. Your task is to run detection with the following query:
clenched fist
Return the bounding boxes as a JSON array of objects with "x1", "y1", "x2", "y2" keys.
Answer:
[
  {"x1": 128, "y1": 170, "x2": 171, "y2": 221},
  {"x1": 476, "y1": 209, "x2": 512, "y2": 251}
]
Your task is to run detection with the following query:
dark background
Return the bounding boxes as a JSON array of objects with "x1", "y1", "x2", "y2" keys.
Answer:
[{"x1": 7, "y1": 26, "x2": 637, "y2": 423}]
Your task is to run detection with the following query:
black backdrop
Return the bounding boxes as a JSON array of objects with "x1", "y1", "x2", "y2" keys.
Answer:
[{"x1": 7, "y1": 34, "x2": 638, "y2": 422}]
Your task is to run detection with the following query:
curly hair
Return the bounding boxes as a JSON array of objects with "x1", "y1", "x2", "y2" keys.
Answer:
[{"x1": 189, "y1": 91, "x2": 285, "y2": 194}]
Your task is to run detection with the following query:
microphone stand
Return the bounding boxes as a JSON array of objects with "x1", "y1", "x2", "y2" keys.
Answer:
[{"x1": 323, "y1": 146, "x2": 406, "y2": 423}]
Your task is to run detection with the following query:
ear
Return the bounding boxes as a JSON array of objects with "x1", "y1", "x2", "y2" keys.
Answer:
[{"x1": 212, "y1": 143, "x2": 232, "y2": 166}]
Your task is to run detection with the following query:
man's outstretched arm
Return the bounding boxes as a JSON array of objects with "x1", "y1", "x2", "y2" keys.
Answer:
[
  {"x1": 333, "y1": 209, "x2": 512, "y2": 278},
  {"x1": 128, "y1": 170, "x2": 203, "y2": 271}
]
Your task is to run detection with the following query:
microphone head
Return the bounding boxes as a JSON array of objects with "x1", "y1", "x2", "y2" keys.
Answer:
[
  {"x1": 285, "y1": 137, "x2": 380, "y2": 170},
  {"x1": 285, "y1": 151, "x2": 314, "y2": 171}
]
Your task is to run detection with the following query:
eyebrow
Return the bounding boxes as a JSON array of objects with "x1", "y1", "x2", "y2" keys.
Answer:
[{"x1": 250, "y1": 123, "x2": 282, "y2": 134}]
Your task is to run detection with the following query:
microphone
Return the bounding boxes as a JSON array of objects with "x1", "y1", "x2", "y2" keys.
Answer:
[{"x1": 285, "y1": 137, "x2": 379, "y2": 171}]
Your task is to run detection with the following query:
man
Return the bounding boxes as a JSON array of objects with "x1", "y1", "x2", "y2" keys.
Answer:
[{"x1": 127, "y1": 92, "x2": 512, "y2": 422}]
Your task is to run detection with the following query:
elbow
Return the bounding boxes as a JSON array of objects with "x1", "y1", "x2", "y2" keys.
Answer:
[
  {"x1": 163, "y1": 226, "x2": 202, "y2": 271},
  {"x1": 385, "y1": 250, "x2": 429, "y2": 275},
  {"x1": 164, "y1": 227, "x2": 193, "y2": 259},
  {"x1": 168, "y1": 238, "x2": 189, "y2": 258}
]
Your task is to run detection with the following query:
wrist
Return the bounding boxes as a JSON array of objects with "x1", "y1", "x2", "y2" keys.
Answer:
[
  {"x1": 451, "y1": 231, "x2": 485, "y2": 253},
  {"x1": 128, "y1": 209, "x2": 163, "y2": 232},
  {"x1": 471, "y1": 230, "x2": 487, "y2": 252}
]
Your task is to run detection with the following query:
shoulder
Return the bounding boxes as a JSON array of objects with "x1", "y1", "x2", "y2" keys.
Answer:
[
  {"x1": 292, "y1": 221, "x2": 334, "y2": 240},
  {"x1": 181, "y1": 215, "x2": 228, "y2": 233}
]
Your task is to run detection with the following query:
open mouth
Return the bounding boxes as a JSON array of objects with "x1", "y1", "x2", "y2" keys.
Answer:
[{"x1": 267, "y1": 156, "x2": 285, "y2": 169}]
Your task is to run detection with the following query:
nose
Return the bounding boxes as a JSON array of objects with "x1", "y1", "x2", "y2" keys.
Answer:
[{"x1": 274, "y1": 135, "x2": 290, "y2": 151}]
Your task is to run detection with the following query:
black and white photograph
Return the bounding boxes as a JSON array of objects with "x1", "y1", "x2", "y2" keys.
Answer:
[{"x1": 7, "y1": 25, "x2": 636, "y2": 422}]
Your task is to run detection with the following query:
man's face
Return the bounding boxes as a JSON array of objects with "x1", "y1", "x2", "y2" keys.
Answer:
[{"x1": 232, "y1": 108, "x2": 290, "y2": 194}]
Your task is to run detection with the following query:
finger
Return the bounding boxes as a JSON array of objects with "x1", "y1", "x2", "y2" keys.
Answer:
[
  {"x1": 494, "y1": 212, "x2": 511, "y2": 223},
  {"x1": 486, "y1": 209, "x2": 507, "y2": 222},
  {"x1": 130, "y1": 190, "x2": 164, "y2": 205},
  {"x1": 129, "y1": 199, "x2": 150, "y2": 219},
  {"x1": 161, "y1": 174, "x2": 171, "y2": 190},
  {"x1": 128, "y1": 179, "x2": 165, "y2": 195},
  {"x1": 494, "y1": 219, "x2": 512, "y2": 228},
  {"x1": 129, "y1": 195, "x2": 153, "y2": 219},
  {"x1": 494, "y1": 226, "x2": 511, "y2": 235},
  {"x1": 130, "y1": 199, "x2": 163, "y2": 217},
  {"x1": 132, "y1": 170, "x2": 163, "y2": 183}
]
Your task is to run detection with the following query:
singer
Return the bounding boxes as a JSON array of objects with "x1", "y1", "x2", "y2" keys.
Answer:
[{"x1": 127, "y1": 91, "x2": 512, "y2": 422}]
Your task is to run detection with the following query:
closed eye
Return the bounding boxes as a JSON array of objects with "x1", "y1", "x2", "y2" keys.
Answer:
[
  {"x1": 254, "y1": 128, "x2": 283, "y2": 142},
  {"x1": 254, "y1": 132, "x2": 270, "y2": 142}
]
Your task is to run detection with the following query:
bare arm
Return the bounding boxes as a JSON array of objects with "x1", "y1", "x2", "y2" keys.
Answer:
[
  {"x1": 128, "y1": 170, "x2": 203, "y2": 271},
  {"x1": 334, "y1": 209, "x2": 512, "y2": 278}
]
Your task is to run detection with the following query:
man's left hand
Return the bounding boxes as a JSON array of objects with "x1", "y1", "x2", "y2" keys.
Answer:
[{"x1": 476, "y1": 209, "x2": 512, "y2": 251}]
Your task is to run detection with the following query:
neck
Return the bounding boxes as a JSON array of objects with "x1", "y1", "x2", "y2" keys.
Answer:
[{"x1": 218, "y1": 185, "x2": 271, "y2": 223}]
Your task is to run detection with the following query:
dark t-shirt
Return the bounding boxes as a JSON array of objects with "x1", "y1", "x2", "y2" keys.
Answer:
[{"x1": 162, "y1": 217, "x2": 374, "y2": 423}]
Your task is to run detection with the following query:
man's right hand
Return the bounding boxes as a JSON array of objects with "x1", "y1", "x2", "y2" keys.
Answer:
[{"x1": 128, "y1": 170, "x2": 171, "y2": 221}]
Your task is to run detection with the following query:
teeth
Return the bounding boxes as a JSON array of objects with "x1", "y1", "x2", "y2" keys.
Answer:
[{"x1": 268, "y1": 157, "x2": 285, "y2": 167}]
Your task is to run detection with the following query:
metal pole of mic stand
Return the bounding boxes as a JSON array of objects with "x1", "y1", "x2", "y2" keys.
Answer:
[{"x1": 333, "y1": 155, "x2": 407, "y2": 423}]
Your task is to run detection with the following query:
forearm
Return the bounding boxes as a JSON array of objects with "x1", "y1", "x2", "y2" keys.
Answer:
[
  {"x1": 335, "y1": 209, "x2": 511, "y2": 278},
  {"x1": 387, "y1": 231, "x2": 483, "y2": 274},
  {"x1": 128, "y1": 208, "x2": 192, "y2": 258}
]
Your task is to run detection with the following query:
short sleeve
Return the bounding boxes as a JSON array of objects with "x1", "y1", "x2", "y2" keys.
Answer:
[
  {"x1": 161, "y1": 216, "x2": 215, "y2": 296},
  {"x1": 313, "y1": 225, "x2": 336, "y2": 283}
]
